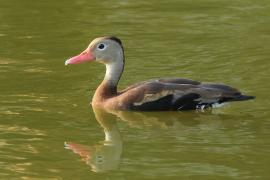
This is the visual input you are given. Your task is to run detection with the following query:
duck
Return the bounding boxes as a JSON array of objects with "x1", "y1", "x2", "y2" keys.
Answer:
[{"x1": 65, "y1": 36, "x2": 255, "y2": 111}]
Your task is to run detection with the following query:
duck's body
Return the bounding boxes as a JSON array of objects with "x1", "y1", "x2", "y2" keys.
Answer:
[{"x1": 65, "y1": 36, "x2": 254, "y2": 111}]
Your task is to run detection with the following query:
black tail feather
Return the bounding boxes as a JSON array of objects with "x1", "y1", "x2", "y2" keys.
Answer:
[
  {"x1": 218, "y1": 95, "x2": 255, "y2": 103},
  {"x1": 232, "y1": 95, "x2": 255, "y2": 101}
]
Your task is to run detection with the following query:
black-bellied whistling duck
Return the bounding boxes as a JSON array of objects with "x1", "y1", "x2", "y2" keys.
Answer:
[{"x1": 65, "y1": 36, "x2": 254, "y2": 111}]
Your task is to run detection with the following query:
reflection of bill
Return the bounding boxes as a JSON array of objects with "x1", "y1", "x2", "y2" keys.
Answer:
[{"x1": 65, "y1": 107, "x2": 122, "y2": 173}]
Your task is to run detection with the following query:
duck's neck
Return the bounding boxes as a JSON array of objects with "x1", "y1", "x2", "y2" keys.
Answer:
[
  {"x1": 93, "y1": 60, "x2": 124, "y2": 103},
  {"x1": 104, "y1": 62, "x2": 124, "y2": 88},
  {"x1": 104, "y1": 125, "x2": 122, "y2": 144}
]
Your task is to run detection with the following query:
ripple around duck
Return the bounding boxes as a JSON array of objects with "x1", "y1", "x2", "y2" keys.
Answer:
[
  {"x1": 0, "y1": 94, "x2": 50, "y2": 116},
  {"x1": 0, "y1": 58, "x2": 16, "y2": 65},
  {"x1": 0, "y1": 125, "x2": 46, "y2": 136},
  {"x1": 0, "y1": 125, "x2": 45, "y2": 178},
  {"x1": 23, "y1": 68, "x2": 53, "y2": 73},
  {"x1": 0, "y1": 57, "x2": 53, "y2": 76}
]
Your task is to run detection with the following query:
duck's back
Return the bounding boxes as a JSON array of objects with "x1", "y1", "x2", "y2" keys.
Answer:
[{"x1": 117, "y1": 78, "x2": 254, "y2": 111}]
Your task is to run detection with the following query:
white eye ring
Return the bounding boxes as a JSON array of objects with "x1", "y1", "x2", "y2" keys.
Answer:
[{"x1": 97, "y1": 43, "x2": 107, "y2": 51}]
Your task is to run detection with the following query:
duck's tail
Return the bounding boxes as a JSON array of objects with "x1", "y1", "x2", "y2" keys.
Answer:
[{"x1": 231, "y1": 95, "x2": 255, "y2": 101}]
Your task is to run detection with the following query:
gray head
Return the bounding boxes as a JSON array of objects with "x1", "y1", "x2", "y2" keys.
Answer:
[{"x1": 65, "y1": 36, "x2": 124, "y2": 65}]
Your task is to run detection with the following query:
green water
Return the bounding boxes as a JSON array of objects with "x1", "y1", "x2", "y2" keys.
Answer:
[{"x1": 1, "y1": 0, "x2": 270, "y2": 179}]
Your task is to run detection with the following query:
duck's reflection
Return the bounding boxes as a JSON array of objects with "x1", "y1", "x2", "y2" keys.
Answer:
[
  {"x1": 64, "y1": 107, "x2": 240, "y2": 173},
  {"x1": 64, "y1": 105, "x2": 208, "y2": 172},
  {"x1": 65, "y1": 107, "x2": 122, "y2": 173}
]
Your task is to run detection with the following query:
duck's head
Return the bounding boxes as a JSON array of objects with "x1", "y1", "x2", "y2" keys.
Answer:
[{"x1": 65, "y1": 36, "x2": 124, "y2": 66}]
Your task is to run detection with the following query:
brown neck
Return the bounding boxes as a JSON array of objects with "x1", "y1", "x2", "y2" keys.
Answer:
[{"x1": 93, "y1": 80, "x2": 117, "y2": 103}]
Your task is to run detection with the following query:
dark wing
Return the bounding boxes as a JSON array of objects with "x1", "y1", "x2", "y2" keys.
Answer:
[
  {"x1": 157, "y1": 78, "x2": 200, "y2": 85},
  {"x1": 119, "y1": 80, "x2": 254, "y2": 111},
  {"x1": 120, "y1": 78, "x2": 200, "y2": 93}
]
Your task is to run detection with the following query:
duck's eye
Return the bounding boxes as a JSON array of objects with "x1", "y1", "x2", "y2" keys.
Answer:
[{"x1": 97, "y1": 43, "x2": 106, "y2": 50}]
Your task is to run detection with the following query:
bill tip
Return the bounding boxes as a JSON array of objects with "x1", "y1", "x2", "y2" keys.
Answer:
[{"x1": 65, "y1": 59, "x2": 70, "y2": 66}]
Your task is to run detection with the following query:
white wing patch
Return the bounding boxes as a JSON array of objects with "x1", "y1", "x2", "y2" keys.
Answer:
[{"x1": 133, "y1": 90, "x2": 179, "y2": 106}]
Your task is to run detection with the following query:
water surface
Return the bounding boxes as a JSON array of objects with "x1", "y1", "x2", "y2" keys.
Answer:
[{"x1": 0, "y1": 0, "x2": 270, "y2": 179}]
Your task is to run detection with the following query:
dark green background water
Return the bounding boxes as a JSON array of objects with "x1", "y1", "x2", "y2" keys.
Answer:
[{"x1": 1, "y1": 0, "x2": 270, "y2": 179}]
